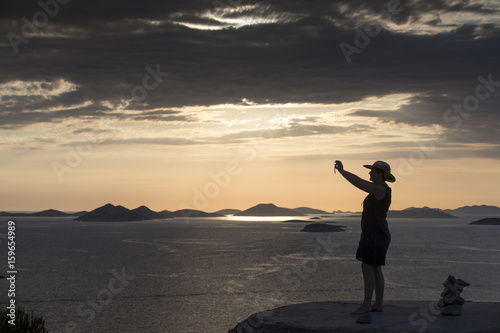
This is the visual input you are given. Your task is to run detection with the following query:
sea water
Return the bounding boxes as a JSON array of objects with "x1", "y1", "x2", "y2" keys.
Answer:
[{"x1": 0, "y1": 216, "x2": 499, "y2": 332}]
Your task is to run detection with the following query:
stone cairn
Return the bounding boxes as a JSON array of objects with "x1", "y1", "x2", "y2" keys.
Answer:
[{"x1": 437, "y1": 275, "x2": 470, "y2": 315}]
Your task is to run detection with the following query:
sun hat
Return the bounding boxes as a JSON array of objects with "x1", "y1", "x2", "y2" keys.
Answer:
[{"x1": 363, "y1": 161, "x2": 396, "y2": 183}]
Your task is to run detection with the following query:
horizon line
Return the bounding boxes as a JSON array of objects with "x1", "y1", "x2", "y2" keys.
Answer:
[{"x1": 1, "y1": 203, "x2": 499, "y2": 214}]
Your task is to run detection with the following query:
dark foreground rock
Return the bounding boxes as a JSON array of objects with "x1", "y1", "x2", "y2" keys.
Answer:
[
  {"x1": 228, "y1": 301, "x2": 500, "y2": 333},
  {"x1": 438, "y1": 275, "x2": 470, "y2": 315}
]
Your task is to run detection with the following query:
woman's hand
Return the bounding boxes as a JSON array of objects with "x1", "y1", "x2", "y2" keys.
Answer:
[{"x1": 334, "y1": 160, "x2": 344, "y2": 173}]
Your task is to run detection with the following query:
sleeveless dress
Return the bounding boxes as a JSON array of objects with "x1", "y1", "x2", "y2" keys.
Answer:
[{"x1": 355, "y1": 184, "x2": 391, "y2": 266}]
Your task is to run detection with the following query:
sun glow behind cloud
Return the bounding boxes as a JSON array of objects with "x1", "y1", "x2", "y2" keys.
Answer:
[
  {"x1": 0, "y1": 92, "x2": 426, "y2": 153},
  {"x1": 173, "y1": 3, "x2": 300, "y2": 30}
]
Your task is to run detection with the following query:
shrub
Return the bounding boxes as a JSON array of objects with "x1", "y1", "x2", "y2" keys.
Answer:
[{"x1": 0, "y1": 307, "x2": 48, "y2": 333}]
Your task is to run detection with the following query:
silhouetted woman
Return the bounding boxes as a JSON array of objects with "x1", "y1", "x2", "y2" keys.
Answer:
[{"x1": 334, "y1": 160, "x2": 395, "y2": 314}]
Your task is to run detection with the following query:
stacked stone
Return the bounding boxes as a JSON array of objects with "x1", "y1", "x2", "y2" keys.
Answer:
[{"x1": 437, "y1": 275, "x2": 470, "y2": 315}]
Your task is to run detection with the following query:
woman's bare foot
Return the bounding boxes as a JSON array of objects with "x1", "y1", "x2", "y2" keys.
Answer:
[{"x1": 350, "y1": 305, "x2": 371, "y2": 315}]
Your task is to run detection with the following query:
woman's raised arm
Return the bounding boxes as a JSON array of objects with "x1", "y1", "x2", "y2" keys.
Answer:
[{"x1": 334, "y1": 160, "x2": 386, "y2": 199}]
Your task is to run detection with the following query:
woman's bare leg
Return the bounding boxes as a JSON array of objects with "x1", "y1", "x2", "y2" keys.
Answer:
[
  {"x1": 372, "y1": 266, "x2": 384, "y2": 312},
  {"x1": 351, "y1": 262, "x2": 374, "y2": 314}
]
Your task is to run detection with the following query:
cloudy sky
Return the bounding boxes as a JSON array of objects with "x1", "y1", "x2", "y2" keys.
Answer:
[{"x1": 1, "y1": 0, "x2": 499, "y2": 212}]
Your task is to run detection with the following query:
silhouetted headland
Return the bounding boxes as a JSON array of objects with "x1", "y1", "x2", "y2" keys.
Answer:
[{"x1": 234, "y1": 203, "x2": 305, "y2": 216}]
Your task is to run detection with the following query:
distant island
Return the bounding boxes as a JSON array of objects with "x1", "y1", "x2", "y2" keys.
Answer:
[
  {"x1": 442, "y1": 205, "x2": 500, "y2": 216},
  {"x1": 163, "y1": 209, "x2": 222, "y2": 218},
  {"x1": 337, "y1": 205, "x2": 500, "y2": 218},
  {"x1": 293, "y1": 207, "x2": 331, "y2": 215},
  {"x1": 301, "y1": 223, "x2": 345, "y2": 232},
  {"x1": 234, "y1": 203, "x2": 305, "y2": 216},
  {"x1": 131, "y1": 205, "x2": 166, "y2": 219},
  {"x1": 74, "y1": 204, "x2": 222, "y2": 221},
  {"x1": 0, "y1": 209, "x2": 85, "y2": 217},
  {"x1": 75, "y1": 204, "x2": 152, "y2": 221},
  {"x1": 388, "y1": 207, "x2": 457, "y2": 218},
  {"x1": 469, "y1": 218, "x2": 500, "y2": 225},
  {"x1": 215, "y1": 209, "x2": 242, "y2": 215}
]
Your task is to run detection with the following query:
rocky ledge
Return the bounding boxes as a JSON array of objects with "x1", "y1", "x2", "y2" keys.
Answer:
[{"x1": 228, "y1": 301, "x2": 500, "y2": 332}]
